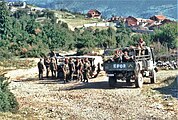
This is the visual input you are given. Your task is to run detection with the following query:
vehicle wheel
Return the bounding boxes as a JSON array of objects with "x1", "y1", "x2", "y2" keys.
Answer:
[
  {"x1": 109, "y1": 77, "x2": 117, "y2": 88},
  {"x1": 134, "y1": 63, "x2": 141, "y2": 75},
  {"x1": 150, "y1": 70, "x2": 156, "y2": 83},
  {"x1": 135, "y1": 73, "x2": 143, "y2": 88}
]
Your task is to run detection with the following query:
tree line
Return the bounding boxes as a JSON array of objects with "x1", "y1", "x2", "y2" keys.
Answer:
[{"x1": 0, "y1": 1, "x2": 177, "y2": 59}]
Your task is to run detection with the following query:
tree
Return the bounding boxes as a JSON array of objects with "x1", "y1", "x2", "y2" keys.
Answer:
[
  {"x1": 0, "y1": 1, "x2": 12, "y2": 39},
  {"x1": 76, "y1": 29, "x2": 96, "y2": 49},
  {"x1": 116, "y1": 26, "x2": 132, "y2": 47},
  {"x1": 25, "y1": 19, "x2": 41, "y2": 34},
  {"x1": 13, "y1": 9, "x2": 28, "y2": 19},
  {"x1": 153, "y1": 23, "x2": 177, "y2": 48}
]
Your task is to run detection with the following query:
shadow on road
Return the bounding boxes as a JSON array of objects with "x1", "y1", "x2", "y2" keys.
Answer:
[
  {"x1": 13, "y1": 77, "x2": 38, "y2": 82},
  {"x1": 153, "y1": 76, "x2": 178, "y2": 99},
  {"x1": 66, "y1": 81, "x2": 136, "y2": 90},
  {"x1": 13, "y1": 77, "x2": 65, "y2": 84}
]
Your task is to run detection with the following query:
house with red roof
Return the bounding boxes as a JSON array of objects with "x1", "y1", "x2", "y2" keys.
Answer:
[
  {"x1": 150, "y1": 15, "x2": 166, "y2": 23},
  {"x1": 87, "y1": 9, "x2": 101, "y2": 19},
  {"x1": 125, "y1": 16, "x2": 138, "y2": 27}
]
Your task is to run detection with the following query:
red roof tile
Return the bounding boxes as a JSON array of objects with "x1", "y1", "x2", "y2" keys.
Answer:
[{"x1": 155, "y1": 15, "x2": 166, "y2": 20}]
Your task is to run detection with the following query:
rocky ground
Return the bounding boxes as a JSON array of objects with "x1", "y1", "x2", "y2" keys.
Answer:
[{"x1": 0, "y1": 61, "x2": 178, "y2": 120}]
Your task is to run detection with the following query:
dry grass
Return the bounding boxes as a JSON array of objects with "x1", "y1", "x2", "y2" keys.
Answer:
[
  {"x1": 55, "y1": 10, "x2": 102, "y2": 30},
  {"x1": 0, "y1": 59, "x2": 36, "y2": 71}
]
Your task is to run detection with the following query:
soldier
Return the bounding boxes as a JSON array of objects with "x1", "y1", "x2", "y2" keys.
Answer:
[
  {"x1": 113, "y1": 50, "x2": 122, "y2": 62},
  {"x1": 138, "y1": 38, "x2": 146, "y2": 49},
  {"x1": 75, "y1": 58, "x2": 80, "y2": 81},
  {"x1": 96, "y1": 62, "x2": 101, "y2": 75},
  {"x1": 44, "y1": 56, "x2": 50, "y2": 78},
  {"x1": 57, "y1": 58, "x2": 64, "y2": 80},
  {"x1": 83, "y1": 58, "x2": 90, "y2": 82},
  {"x1": 68, "y1": 58, "x2": 75, "y2": 81},
  {"x1": 138, "y1": 38, "x2": 146, "y2": 55},
  {"x1": 122, "y1": 51, "x2": 131, "y2": 62},
  {"x1": 37, "y1": 58, "x2": 44, "y2": 80},
  {"x1": 50, "y1": 57, "x2": 57, "y2": 78},
  {"x1": 49, "y1": 50, "x2": 55, "y2": 58},
  {"x1": 78, "y1": 59, "x2": 83, "y2": 81},
  {"x1": 63, "y1": 58, "x2": 69, "y2": 83}
]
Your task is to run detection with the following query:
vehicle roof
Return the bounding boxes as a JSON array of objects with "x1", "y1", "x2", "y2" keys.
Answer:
[{"x1": 56, "y1": 55, "x2": 102, "y2": 59}]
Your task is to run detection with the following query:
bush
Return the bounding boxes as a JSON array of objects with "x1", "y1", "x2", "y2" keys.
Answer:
[
  {"x1": 0, "y1": 48, "x2": 13, "y2": 59},
  {"x1": 0, "y1": 76, "x2": 19, "y2": 113}
]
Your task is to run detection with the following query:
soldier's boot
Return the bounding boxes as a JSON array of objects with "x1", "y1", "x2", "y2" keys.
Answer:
[{"x1": 46, "y1": 70, "x2": 49, "y2": 78}]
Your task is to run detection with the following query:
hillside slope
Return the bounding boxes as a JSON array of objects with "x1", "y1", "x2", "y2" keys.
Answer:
[{"x1": 8, "y1": 0, "x2": 178, "y2": 20}]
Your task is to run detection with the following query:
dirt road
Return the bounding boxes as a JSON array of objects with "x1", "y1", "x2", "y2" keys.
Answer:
[{"x1": 1, "y1": 66, "x2": 178, "y2": 120}]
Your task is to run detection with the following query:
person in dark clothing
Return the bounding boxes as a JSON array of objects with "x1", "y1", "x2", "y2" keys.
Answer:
[
  {"x1": 44, "y1": 57, "x2": 50, "y2": 78},
  {"x1": 93, "y1": 62, "x2": 101, "y2": 78},
  {"x1": 37, "y1": 58, "x2": 44, "y2": 80},
  {"x1": 122, "y1": 51, "x2": 131, "y2": 62},
  {"x1": 68, "y1": 58, "x2": 75, "y2": 81},
  {"x1": 97, "y1": 63, "x2": 101, "y2": 74},
  {"x1": 57, "y1": 59, "x2": 64, "y2": 80},
  {"x1": 113, "y1": 50, "x2": 122, "y2": 62},
  {"x1": 75, "y1": 58, "x2": 80, "y2": 81},
  {"x1": 49, "y1": 50, "x2": 55, "y2": 58}
]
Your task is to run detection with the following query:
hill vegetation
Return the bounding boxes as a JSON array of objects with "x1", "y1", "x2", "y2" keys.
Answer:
[
  {"x1": 10, "y1": 0, "x2": 177, "y2": 20},
  {"x1": 0, "y1": 75, "x2": 19, "y2": 112},
  {"x1": 0, "y1": 1, "x2": 177, "y2": 59}
]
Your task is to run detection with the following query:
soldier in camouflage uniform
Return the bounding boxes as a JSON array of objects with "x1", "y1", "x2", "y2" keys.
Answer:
[
  {"x1": 75, "y1": 58, "x2": 83, "y2": 81},
  {"x1": 50, "y1": 57, "x2": 57, "y2": 78},
  {"x1": 83, "y1": 58, "x2": 90, "y2": 82},
  {"x1": 44, "y1": 56, "x2": 50, "y2": 78},
  {"x1": 68, "y1": 58, "x2": 75, "y2": 81},
  {"x1": 63, "y1": 58, "x2": 69, "y2": 83}
]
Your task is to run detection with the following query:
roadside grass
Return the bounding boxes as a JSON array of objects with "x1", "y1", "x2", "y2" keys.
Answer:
[
  {"x1": 0, "y1": 110, "x2": 40, "y2": 120},
  {"x1": 0, "y1": 59, "x2": 36, "y2": 72}
]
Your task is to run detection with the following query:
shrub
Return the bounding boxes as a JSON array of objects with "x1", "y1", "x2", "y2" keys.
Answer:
[{"x1": 0, "y1": 76, "x2": 19, "y2": 113}]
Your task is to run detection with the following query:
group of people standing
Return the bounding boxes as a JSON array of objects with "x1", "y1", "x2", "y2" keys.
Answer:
[
  {"x1": 37, "y1": 56, "x2": 101, "y2": 83},
  {"x1": 110, "y1": 37, "x2": 146, "y2": 63}
]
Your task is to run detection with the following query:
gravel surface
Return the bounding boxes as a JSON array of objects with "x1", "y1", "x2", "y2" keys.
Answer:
[{"x1": 1, "y1": 64, "x2": 178, "y2": 120}]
